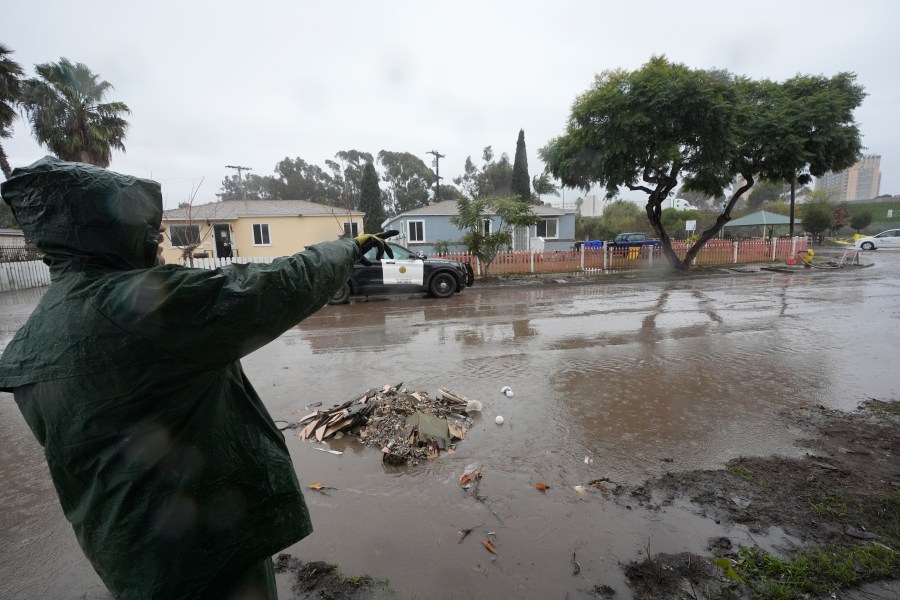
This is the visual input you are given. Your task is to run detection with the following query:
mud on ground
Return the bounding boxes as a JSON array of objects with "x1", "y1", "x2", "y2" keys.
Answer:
[
  {"x1": 622, "y1": 400, "x2": 900, "y2": 599},
  {"x1": 273, "y1": 554, "x2": 393, "y2": 600},
  {"x1": 274, "y1": 400, "x2": 900, "y2": 600}
]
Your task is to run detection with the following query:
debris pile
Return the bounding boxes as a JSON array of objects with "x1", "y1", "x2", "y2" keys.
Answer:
[{"x1": 292, "y1": 384, "x2": 476, "y2": 464}]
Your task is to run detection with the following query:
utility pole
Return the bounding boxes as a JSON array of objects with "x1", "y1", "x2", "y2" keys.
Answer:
[
  {"x1": 427, "y1": 150, "x2": 444, "y2": 204},
  {"x1": 225, "y1": 165, "x2": 252, "y2": 202}
]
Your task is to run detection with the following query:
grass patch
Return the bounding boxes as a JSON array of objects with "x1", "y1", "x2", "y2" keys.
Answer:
[
  {"x1": 721, "y1": 544, "x2": 899, "y2": 599},
  {"x1": 861, "y1": 399, "x2": 900, "y2": 416},
  {"x1": 727, "y1": 465, "x2": 759, "y2": 483},
  {"x1": 716, "y1": 488, "x2": 900, "y2": 598},
  {"x1": 801, "y1": 492, "x2": 849, "y2": 519}
]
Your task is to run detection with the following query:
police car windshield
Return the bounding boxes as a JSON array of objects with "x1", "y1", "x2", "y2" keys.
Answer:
[{"x1": 363, "y1": 243, "x2": 415, "y2": 261}]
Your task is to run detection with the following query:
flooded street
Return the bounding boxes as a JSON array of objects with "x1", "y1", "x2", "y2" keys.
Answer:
[{"x1": 2, "y1": 252, "x2": 898, "y2": 599}]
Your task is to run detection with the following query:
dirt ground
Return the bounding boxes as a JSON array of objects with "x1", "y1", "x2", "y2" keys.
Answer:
[
  {"x1": 622, "y1": 400, "x2": 900, "y2": 599},
  {"x1": 274, "y1": 399, "x2": 900, "y2": 600}
]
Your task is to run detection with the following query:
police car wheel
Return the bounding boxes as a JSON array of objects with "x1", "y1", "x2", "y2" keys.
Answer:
[
  {"x1": 328, "y1": 283, "x2": 351, "y2": 305},
  {"x1": 429, "y1": 273, "x2": 456, "y2": 298},
  {"x1": 464, "y1": 263, "x2": 475, "y2": 286},
  {"x1": 860, "y1": 241, "x2": 875, "y2": 250}
]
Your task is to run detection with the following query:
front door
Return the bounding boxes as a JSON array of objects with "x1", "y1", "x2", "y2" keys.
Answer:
[
  {"x1": 512, "y1": 226, "x2": 530, "y2": 252},
  {"x1": 214, "y1": 224, "x2": 233, "y2": 258}
]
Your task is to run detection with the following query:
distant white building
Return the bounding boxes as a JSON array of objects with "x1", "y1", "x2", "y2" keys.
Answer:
[
  {"x1": 814, "y1": 154, "x2": 881, "y2": 201},
  {"x1": 579, "y1": 195, "x2": 605, "y2": 217},
  {"x1": 669, "y1": 198, "x2": 698, "y2": 211}
]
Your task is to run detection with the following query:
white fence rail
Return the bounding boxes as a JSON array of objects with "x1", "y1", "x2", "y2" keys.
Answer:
[
  {"x1": 180, "y1": 256, "x2": 276, "y2": 269},
  {"x1": 0, "y1": 259, "x2": 51, "y2": 293}
]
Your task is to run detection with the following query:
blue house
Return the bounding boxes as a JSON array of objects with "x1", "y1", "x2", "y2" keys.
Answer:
[{"x1": 382, "y1": 200, "x2": 576, "y2": 254}]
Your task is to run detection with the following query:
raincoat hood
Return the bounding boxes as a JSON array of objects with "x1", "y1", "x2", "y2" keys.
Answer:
[{"x1": 1, "y1": 156, "x2": 163, "y2": 275}]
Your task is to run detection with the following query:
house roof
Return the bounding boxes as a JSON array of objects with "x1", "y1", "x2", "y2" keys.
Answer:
[
  {"x1": 723, "y1": 210, "x2": 801, "y2": 227},
  {"x1": 389, "y1": 200, "x2": 573, "y2": 218},
  {"x1": 162, "y1": 200, "x2": 364, "y2": 221},
  {"x1": 0, "y1": 229, "x2": 25, "y2": 236}
]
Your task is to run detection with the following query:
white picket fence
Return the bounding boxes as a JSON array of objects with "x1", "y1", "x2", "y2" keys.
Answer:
[
  {"x1": 0, "y1": 256, "x2": 275, "y2": 293},
  {"x1": 0, "y1": 259, "x2": 51, "y2": 293},
  {"x1": 179, "y1": 256, "x2": 277, "y2": 269}
]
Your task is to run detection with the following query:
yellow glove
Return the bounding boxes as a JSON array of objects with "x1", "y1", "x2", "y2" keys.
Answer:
[{"x1": 354, "y1": 230, "x2": 399, "y2": 265}]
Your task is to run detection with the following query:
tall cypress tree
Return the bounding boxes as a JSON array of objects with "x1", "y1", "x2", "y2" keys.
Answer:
[
  {"x1": 511, "y1": 129, "x2": 531, "y2": 203},
  {"x1": 359, "y1": 162, "x2": 386, "y2": 233}
]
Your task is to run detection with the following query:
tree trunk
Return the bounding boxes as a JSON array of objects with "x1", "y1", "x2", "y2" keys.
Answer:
[
  {"x1": 789, "y1": 176, "x2": 796, "y2": 237},
  {"x1": 644, "y1": 185, "x2": 684, "y2": 270},
  {"x1": 682, "y1": 176, "x2": 755, "y2": 267}
]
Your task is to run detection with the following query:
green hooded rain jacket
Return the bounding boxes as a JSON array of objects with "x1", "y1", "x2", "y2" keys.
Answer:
[{"x1": 0, "y1": 157, "x2": 359, "y2": 599}]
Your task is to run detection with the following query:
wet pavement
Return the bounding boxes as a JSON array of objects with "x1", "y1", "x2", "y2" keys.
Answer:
[{"x1": 1, "y1": 251, "x2": 898, "y2": 599}]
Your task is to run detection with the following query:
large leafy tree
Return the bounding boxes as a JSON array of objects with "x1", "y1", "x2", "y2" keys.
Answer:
[
  {"x1": 217, "y1": 156, "x2": 351, "y2": 204},
  {"x1": 217, "y1": 173, "x2": 271, "y2": 201},
  {"x1": 511, "y1": 129, "x2": 531, "y2": 202},
  {"x1": 327, "y1": 150, "x2": 374, "y2": 211},
  {"x1": 849, "y1": 210, "x2": 872, "y2": 234},
  {"x1": 830, "y1": 202, "x2": 850, "y2": 236},
  {"x1": 800, "y1": 194, "x2": 834, "y2": 243},
  {"x1": 21, "y1": 58, "x2": 130, "y2": 167},
  {"x1": 377, "y1": 150, "x2": 433, "y2": 215},
  {"x1": 454, "y1": 146, "x2": 513, "y2": 200},
  {"x1": 541, "y1": 57, "x2": 740, "y2": 270},
  {"x1": 270, "y1": 157, "x2": 341, "y2": 203},
  {"x1": 358, "y1": 161, "x2": 386, "y2": 233},
  {"x1": 541, "y1": 56, "x2": 866, "y2": 270},
  {"x1": 436, "y1": 183, "x2": 464, "y2": 202},
  {"x1": 599, "y1": 199, "x2": 644, "y2": 233},
  {"x1": 0, "y1": 44, "x2": 24, "y2": 179},
  {"x1": 759, "y1": 73, "x2": 866, "y2": 235},
  {"x1": 450, "y1": 196, "x2": 539, "y2": 277}
]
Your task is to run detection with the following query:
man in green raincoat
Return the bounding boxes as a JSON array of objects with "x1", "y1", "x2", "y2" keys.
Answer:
[{"x1": 0, "y1": 157, "x2": 396, "y2": 599}]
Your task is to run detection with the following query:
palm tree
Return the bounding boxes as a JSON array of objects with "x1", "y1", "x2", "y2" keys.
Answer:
[
  {"x1": 22, "y1": 58, "x2": 130, "y2": 167},
  {"x1": 531, "y1": 173, "x2": 559, "y2": 205},
  {"x1": 0, "y1": 44, "x2": 24, "y2": 179}
]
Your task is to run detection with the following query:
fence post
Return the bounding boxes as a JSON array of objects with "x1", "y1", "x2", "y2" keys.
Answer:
[
  {"x1": 771, "y1": 239, "x2": 777, "y2": 261},
  {"x1": 790, "y1": 236, "x2": 797, "y2": 258},
  {"x1": 530, "y1": 252, "x2": 535, "y2": 273},
  {"x1": 580, "y1": 245, "x2": 585, "y2": 271},
  {"x1": 603, "y1": 244, "x2": 608, "y2": 273},
  {"x1": 649, "y1": 246, "x2": 654, "y2": 267},
  {"x1": 733, "y1": 241, "x2": 739, "y2": 264}
]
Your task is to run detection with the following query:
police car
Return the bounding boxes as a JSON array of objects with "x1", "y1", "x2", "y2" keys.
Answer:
[{"x1": 328, "y1": 242, "x2": 475, "y2": 304}]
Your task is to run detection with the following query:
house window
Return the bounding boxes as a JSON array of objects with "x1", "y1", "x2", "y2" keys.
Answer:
[
  {"x1": 536, "y1": 218, "x2": 558, "y2": 239},
  {"x1": 343, "y1": 222, "x2": 359, "y2": 238},
  {"x1": 481, "y1": 219, "x2": 492, "y2": 235},
  {"x1": 253, "y1": 223, "x2": 271, "y2": 245},
  {"x1": 169, "y1": 225, "x2": 200, "y2": 247},
  {"x1": 408, "y1": 220, "x2": 424, "y2": 242}
]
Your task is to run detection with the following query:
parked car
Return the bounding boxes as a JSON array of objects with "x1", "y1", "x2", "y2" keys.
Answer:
[
  {"x1": 609, "y1": 232, "x2": 662, "y2": 249},
  {"x1": 855, "y1": 229, "x2": 900, "y2": 250},
  {"x1": 329, "y1": 242, "x2": 474, "y2": 304}
]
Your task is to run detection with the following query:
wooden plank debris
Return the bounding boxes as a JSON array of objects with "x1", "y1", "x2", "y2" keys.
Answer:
[{"x1": 288, "y1": 384, "x2": 477, "y2": 465}]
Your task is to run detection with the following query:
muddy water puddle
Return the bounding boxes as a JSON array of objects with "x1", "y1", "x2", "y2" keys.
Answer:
[{"x1": 1, "y1": 251, "x2": 898, "y2": 599}]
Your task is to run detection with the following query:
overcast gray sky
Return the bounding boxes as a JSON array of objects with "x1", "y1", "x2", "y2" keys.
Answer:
[{"x1": 5, "y1": 0, "x2": 898, "y2": 209}]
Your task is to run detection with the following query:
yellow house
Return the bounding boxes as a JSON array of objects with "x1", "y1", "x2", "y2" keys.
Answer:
[{"x1": 160, "y1": 200, "x2": 364, "y2": 265}]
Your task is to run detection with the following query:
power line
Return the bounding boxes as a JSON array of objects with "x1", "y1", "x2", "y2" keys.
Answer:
[
  {"x1": 427, "y1": 150, "x2": 445, "y2": 203},
  {"x1": 225, "y1": 165, "x2": 252, "y2": 202}
]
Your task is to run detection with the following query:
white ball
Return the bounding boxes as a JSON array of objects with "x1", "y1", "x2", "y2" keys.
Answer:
[{"x1": 495, "y1": 415, "x2": 504, "y2": 425}]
